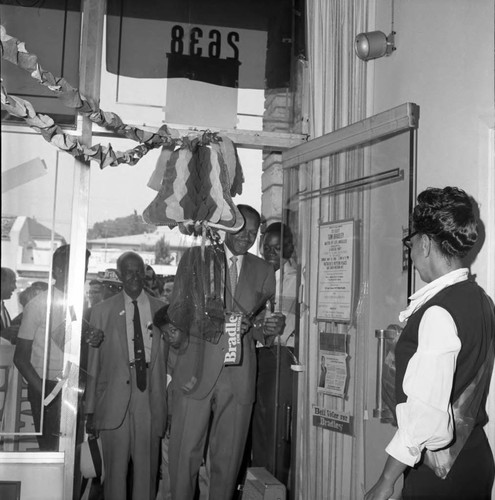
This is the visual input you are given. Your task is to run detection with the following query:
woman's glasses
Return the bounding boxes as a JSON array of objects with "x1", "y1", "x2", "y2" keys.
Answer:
[{"x1": 402, "y1": 231, "x2": 418, "y2": 249}]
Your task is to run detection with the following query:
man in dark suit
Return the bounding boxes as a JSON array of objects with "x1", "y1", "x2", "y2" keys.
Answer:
[
  {"x1": 168, "y1": 205, "x2": 285, "y2": 500},
  {"x1": 85, "y1": 251, "x2": 168, "y2": 500}
]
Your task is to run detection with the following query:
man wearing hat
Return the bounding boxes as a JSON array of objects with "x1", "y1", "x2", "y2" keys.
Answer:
[
  {"x1": 99, "y1": 268, "x2": 123, "y2": 301},
  {"x1": 85, "y1": 251, "x2": 168, "y2": 500}
]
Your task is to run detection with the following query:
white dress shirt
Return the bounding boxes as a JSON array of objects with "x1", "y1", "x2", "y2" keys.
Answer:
[
  {"x1": 273, "y1": 260, "x2": 297, "y2": 347},
  {"x1": 386, "y1": 268, "x2": 468, "y2": 467}
]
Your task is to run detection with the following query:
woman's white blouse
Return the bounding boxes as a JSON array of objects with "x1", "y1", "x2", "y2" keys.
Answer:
[{"x1": 385, "y1": 269, "x2": 468, "y2": 467}]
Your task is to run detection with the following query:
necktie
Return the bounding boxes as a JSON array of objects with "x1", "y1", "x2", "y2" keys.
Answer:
[
  {"x1": 132, "y1": 300, "x2": 147, "y2": 391},
  {"x1": 229, "y1": 256, "x2": 238, "y2": 308}
]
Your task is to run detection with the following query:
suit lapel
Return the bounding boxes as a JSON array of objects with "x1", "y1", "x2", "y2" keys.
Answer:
[
  {"x1": 149, "y1": 297, "x2": 160, "y2": 368},
  {"x1": 115, "y1": 293, "x2": 129, "y2": 362},
  {"x1": 237, "y1": 254, "x2": 268, "y2": 316},
  {"x1": 236, "y1": 254, "x2": 259, "y2": 315}
]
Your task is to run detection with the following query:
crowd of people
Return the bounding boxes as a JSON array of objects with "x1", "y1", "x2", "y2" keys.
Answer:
[
  {"x1": 0, "y1": 203, "x2": 295, "y2": 500},
  {"x1": 1, "y1": 188, "x2": 494, "y2": 500}
]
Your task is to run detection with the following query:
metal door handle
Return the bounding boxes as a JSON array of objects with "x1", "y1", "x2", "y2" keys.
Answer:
[
  {"x1": 373, "y1": 324, "x2": 402, "y2": 421},
  {"x1": 284, "y1": 404, "x2": 292, "y2": 442}
]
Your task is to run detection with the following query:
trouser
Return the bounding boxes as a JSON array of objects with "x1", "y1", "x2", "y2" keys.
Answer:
[
  {"x1": 99, "y1": 367, "x2": 159, "y2": 500},
  {"x1": 251, "y1": 346, "x2": 293, "y2": 486},
  {"x1": 169, "y1": 368, "x2": 252, "y2": 500},
  {"x1": 27, "y1": 382, "x2": 61, "y2": 451}
]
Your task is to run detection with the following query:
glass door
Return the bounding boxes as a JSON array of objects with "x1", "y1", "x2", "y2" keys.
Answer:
[{"x1": 282, "y1": 104, "x2": 418, "y2": 499}]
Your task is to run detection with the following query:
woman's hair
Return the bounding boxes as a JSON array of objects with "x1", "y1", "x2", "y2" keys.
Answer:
[
  {"x1": 263, "y1": 222, "x2": 295, "y2": 259},
  {"x1": 412, "y1": 186, "x2": 478, "y2": 258},
  {"x1": 153, "y1": 304, "x2": 170, "y2": 328}
]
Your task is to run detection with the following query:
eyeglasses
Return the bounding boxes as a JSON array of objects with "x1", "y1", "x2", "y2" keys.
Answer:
[{"x1": 402, "y1": 231, "x2": 418, "y2": 249}]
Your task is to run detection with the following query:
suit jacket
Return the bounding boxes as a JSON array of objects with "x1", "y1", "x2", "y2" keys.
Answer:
[
  {"x1": 85, "y1": 291, "x2": 168, "y2": 437},
  {"x1": 169, "y1": 245, "x2": 275, "y2": 404}
]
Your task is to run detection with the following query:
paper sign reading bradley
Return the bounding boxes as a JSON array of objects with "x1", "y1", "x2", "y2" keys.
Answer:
[
  {"x1": 224, "y1": 312, "x2": 243, "y2": 365},
  {"x1": 312, "y1": 406, "x2": 353, "y2": 436}
]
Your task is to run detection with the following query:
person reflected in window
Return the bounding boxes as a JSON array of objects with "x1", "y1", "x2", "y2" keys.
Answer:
[
  {"x1": 365, "y1": 187, "x2": 495, "y2": 500},
  {"x1": 160, "y1": 276, "x2": 175, "y2": 305},
  {"x1": 144, "y1": 264, "x2": 163, "y2": 298},
  {"x1": 14, "y1": 245, "x2": 90, "y2": 451},
  {"x1": 87, "y1": 279, "x2": 104, "y2": 308},
  {"x1": 11, "y1": 281, "x2": 49, "y2": 328},
  {"x1": 251, "y1": 222, "x2": 298, "y2": 487}
]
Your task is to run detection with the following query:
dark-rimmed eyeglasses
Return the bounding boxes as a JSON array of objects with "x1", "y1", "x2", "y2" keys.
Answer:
[{"x1": 402, "y1": 231, "x2": 418, "y2": 249}]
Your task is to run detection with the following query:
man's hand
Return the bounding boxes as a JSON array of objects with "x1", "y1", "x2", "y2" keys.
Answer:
[
  {"x1": 261, "y1": 312, "x2": 286, "y2": 347},
  {"x1": 83, "y1": 326, "x2": 104, "y2": 347},
  {"x1": 240, "y1": 316, "x2": 252, "y2": 335},
  {"x1": 263, "y1": 313, "x2": 286, "y2": 338}
]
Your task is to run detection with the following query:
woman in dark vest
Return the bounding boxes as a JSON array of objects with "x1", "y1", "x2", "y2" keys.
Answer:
[{"x1": 366, "y1": 186, "x2": 495, "y2": 500}]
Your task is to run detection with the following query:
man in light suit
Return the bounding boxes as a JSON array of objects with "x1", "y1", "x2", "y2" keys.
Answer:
[
  {"x1": 85, "y1": 251, "x2": 168, "y2": 500},
  {"x1": 168, "y1": 205, "x2": 285, "y2": 500}
]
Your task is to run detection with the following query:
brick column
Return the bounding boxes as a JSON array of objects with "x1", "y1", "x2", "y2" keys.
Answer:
[
  {"x1": 262, "y1": 89, "x2": 292, "y2": 226},
  {"x1": 261, "y1": 58, "x2": 305, "y2": 227}
]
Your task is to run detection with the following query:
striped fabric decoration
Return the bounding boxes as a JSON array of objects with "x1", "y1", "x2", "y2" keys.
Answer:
[{"x1": 144, "y1": 133, "x2": 244, "y2": 232}]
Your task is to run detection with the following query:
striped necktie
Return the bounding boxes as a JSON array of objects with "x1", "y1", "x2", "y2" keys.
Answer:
[{"x1": 229, "y1": 256, "x2": 238, "y2": 308}]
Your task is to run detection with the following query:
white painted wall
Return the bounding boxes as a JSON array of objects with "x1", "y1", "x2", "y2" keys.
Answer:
[
  {"x1": 372, "y1": 0, "x2": 494, "y2": 293},
  {"x1": 371, "y1": 2, "x2": 495, "y2": 496}
]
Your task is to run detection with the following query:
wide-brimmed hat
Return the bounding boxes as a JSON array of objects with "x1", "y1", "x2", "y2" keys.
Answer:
[
  {"x1": 98, "y1": 268, "x2": 121, "y2": 285},
  {"x1": 79, "y1": 436, "x2": 105, "y2": 481}
]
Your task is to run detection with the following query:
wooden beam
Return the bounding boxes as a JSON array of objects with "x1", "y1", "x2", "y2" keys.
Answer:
[
  {"x1": 92, "y1": 127, "x2": 309, "y2": 151},
  {"x1": 221, "y1": 129, "x2": 308, "y2": 151}
]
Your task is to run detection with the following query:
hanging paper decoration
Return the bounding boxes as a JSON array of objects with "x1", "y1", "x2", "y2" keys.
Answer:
[
  {"x1": 0, "y1": 25, "x2": 246, "y2": 232},
  {"x1": 143, "y1": 132, "x2": 244, "y2": 231}
]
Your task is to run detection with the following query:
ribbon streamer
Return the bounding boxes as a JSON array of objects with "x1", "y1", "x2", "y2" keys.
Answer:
[
  {"x1": 0, "y1": 24, "x2": 245, "y2": 231},
  {"x1": 0, "y1": 24, "x2": 179, "y2": 168}
]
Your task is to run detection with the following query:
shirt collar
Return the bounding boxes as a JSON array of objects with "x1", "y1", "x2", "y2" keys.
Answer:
[
  {"x1": 123, "y1": 289, "x2": 147, "y2": 305},
  {"x1": 399, "y1": 268, "x2": 469, "y2": 322},
  {"x1": 224, "y1": 244, "x2": 244, "y2": 268}
]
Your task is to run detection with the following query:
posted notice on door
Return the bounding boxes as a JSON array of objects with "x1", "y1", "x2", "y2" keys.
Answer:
[
  {"x1": 317, "y1": 331, "x2": 348, "y2": 397},
  {"x1": 312, "y1": 406, "x2": 353, "y2": 436},
  {"x1": 316, "y1": 219, "x2": 355, "y2": 322}
]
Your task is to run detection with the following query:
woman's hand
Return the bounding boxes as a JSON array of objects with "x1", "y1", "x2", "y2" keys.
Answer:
[
  {"x1": 365, "y1": 455, "x2": 406, "y2": 500},
  {"x1": 364, "y1": 478, "x2": 394, "y2": 500}
]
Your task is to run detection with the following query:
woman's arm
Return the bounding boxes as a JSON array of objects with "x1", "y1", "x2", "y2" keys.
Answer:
[
  {"x1": 386, "y1": 306, "x2": 460, "y2": 466},
  {"x1": 14, "y1": 338, "x2": 43, "y2": 393},
  {"x1": 365, "y1": 455, "x2": 407, "y2": 500},
  {"x1": 366, "y1": 305, "x2": 460, "y2": 498}
]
